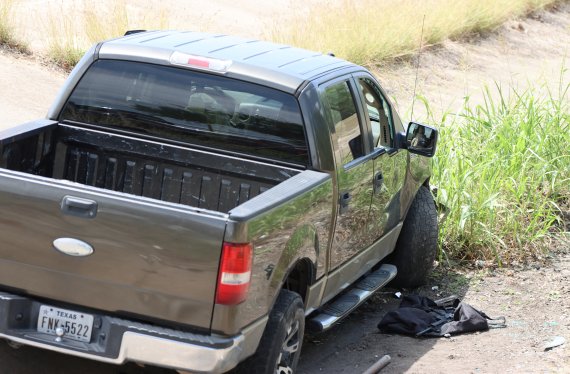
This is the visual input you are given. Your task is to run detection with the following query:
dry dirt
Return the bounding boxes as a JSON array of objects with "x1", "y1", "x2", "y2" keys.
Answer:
[
  {"x1": 374, "y1": 2, "x2": 570, "y2": 123},
  {"x1": 0, "y1": 50, "x2": 65, "y2": 129},
  {"x1": 0, "y1": 2, "x2": 570, "y2": 374},
  {"x1": 298, "y1": 239, "x2": 570, "y2": 374}
]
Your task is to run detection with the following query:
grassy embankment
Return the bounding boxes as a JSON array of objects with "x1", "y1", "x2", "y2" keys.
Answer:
[
  {"x1": 0, "y1": 0, "x2": 560, "y2": 69},
  {"x1": 0, "y1": 0, "x2": 27, "y2": 52},
  {"x1": 271, "y1": 0, "x2": 559, "y2": 65},
  {"x1": 430, "y1": 80, "x2": 569, "y2": 265},
  {"x1": 46, "y1": 1, "x2": 167, "y2": 69}
]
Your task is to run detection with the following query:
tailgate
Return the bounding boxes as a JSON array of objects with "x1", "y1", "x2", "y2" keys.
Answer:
[{"x1": 0, "y1": 170, "x2": 227, "y2": 329}]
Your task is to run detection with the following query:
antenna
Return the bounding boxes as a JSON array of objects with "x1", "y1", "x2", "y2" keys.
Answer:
[{"x1": 410, "y1": 14, "x2": 426, "y2": 122}]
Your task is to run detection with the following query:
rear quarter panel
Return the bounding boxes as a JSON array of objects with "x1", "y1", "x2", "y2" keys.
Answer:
[{"x1": 211, "y1": 170, "x2": 333, "y2": 335}]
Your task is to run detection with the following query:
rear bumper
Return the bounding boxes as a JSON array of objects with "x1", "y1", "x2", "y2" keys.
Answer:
[{"x1": 0, "y1": 292, "x2": 267, "y2": 373}]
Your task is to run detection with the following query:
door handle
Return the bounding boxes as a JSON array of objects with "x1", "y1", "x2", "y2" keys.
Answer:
[
  {"x1": 61, "y1": 196, "x2": 98, "y2": 219},
  {"x1": 374, "y1": 172, "x2": 384, "y2": 193},
  {"x1": 339, "y1": 191, "x2": 351, "y2": 214}
]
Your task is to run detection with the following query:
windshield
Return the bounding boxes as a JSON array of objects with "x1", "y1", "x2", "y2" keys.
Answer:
[{"x1": 60, "y1": 60, "x2": 309, "y2": 165}]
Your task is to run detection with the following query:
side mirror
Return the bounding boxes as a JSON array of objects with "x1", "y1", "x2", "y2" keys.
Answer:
[{"x1": 402, "y1": 122, "x2": 438, "y2": 157}]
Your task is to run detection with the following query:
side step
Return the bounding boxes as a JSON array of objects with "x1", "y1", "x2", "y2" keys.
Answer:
[{"x1": 307, "y1": 264, "x2": 397, "y2": 333}]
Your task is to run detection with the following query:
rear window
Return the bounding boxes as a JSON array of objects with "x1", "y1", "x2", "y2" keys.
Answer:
[{"x1": 60, "y1": 60, "x2": 309, "y2": 165}]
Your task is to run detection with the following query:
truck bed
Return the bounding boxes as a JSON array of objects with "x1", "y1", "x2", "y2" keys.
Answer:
[
  {"x1": 0, "y1": 120, "x2": 301, "y2": 330},
  {"x1": 0, "y1": 122, "x2": 299, "y2": 213}
]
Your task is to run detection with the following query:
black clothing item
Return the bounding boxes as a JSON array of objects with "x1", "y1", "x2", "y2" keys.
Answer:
[
  {"x1": 440, "y1": 301, "x2": 492, "y2": 335},
  {"x1": 378, "y1": 295, "x2": 504, "y2": 337}
]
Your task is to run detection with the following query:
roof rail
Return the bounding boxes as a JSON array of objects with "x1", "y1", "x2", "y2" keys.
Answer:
[{"x1": 124, "y1": 30, "x2": 147, "y2": 36}]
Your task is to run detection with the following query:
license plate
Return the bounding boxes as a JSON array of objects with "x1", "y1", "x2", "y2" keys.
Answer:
[{"x1": 37, "y1": 305, "x2": 94, "y2": 343}]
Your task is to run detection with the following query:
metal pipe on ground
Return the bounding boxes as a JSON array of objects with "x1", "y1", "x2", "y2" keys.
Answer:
[{"x1": 362, "y1": 354, "x2": 391, "y2": 374}]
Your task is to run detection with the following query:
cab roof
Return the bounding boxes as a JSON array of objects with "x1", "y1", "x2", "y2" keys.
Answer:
[{"x1": 98, "y1": 30, "x2": 358, "y2": 93}]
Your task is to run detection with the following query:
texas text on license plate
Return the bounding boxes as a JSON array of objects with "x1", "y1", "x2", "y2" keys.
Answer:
[{"x1": 37, "y1": 305, "x2": 94, "y2": 343}]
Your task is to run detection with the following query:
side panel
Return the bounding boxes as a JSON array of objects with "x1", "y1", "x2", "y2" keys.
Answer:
[
  {"x1": 383, "y1": 86, "x2": 431, "y2": 218},
  {"x1": 320, "y1": 223, "x2": 402, "y2": 305},
  {"x1": 211, "y1": 170, "x2": 334, "y2": 334}
]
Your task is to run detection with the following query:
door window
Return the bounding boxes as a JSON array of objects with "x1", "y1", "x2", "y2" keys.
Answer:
[
  {"x1": 322, "y1": 81, "x2": 364, "y2": 164},
  {"x1": 357, "y1": 78, "x2": 393, "y2": 148}
]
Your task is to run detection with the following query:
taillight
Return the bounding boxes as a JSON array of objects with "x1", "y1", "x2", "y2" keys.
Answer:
[{"x1": 215, "y1": 242, "x2": 253, "y2": 305}]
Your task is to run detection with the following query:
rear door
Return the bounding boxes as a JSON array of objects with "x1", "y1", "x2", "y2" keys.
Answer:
[
  {"x1": 0, "y1": 170, "x2": 227, "y2": 329},
  {"x1": 320, "y1": 77, "x2": 376, "y2": 272}
]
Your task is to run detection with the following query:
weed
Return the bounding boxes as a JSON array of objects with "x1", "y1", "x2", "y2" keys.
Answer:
[
  {"x1": 84, "y1": 1, "x2": 168, "y2": 45},
  {"x1": 269, "y1": 0, "x2": 558, "y2": 65},
  {"x1": 430, "y1": 77, "x2": 570, "y2": 265},
  {"x1": 45, "y1": 1, "x2": 170, "y2": 70},
  {"x1": 0, "y1": 0, "x2": 28, "y2": 53},
  {"x1": 0, "y1": 0, "x2": 13, "y2": 45},
  {"x1": 46, "y1": 4, "x2": 85, "y2": 70}
]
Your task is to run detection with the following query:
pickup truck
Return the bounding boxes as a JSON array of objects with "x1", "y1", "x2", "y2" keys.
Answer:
[{"x1": 0, "y1": 30, "x2": 439, "y2": 373}]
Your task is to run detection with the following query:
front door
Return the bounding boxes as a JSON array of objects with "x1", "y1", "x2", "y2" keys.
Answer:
[{"x1": 354, "y1": 75, "x2": 405, "y2": 242}]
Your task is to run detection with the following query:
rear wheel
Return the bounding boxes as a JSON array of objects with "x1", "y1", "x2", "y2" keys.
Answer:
[
  {"x1": 387, "y1": 186, "x2": 438, "y2": 288},
  {"x1": 234, "y1": 289, "x2": 305, "y2": 374}
]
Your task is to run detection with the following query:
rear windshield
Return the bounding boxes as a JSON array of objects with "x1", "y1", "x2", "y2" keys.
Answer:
[{"x1": 60, "y1": 60, "x2": 309, "y2": 165}]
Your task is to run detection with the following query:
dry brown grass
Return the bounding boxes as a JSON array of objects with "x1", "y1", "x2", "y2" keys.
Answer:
[
  {"x1": 45, "y1": 1, "x2": 169, "y2": 69},
  {"x1": 269, "y1": 0, "x2": 559, "y2": 65},
  {"x1": 0, "y1": 0, "x2": 29, "y2": 53},
  {"x1": 84, "y1": 0, "x2": 168, "y2": 44}
]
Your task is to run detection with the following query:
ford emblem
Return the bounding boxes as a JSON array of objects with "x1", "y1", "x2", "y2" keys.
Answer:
[{"x1": 53, "y1": 238, "x2": 94, "y2": 257}]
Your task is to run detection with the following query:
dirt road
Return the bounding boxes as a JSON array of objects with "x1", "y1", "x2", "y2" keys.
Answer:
[
  {"x1": 0, "y1": 3, "x2": 569, "y2": 374},
  {"x1": 0, "y1": 51, "x2": 64, "y2": 130},
  {"x1": 297, "y1": 242, "x2": 570, "y2": 373}
]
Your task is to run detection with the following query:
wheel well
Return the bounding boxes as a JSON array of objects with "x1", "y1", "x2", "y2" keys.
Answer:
[{"x1": 282, "y1": 258, "x2": 314, "y2": 303}]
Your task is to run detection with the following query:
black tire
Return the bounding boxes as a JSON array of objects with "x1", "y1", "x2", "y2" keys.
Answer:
[
  {"x1": 233, "y1": 290, "x2": 305, "y2": 374},
  {"x1": 387, "y1": 186, "x2": 438, "y2": 288}
]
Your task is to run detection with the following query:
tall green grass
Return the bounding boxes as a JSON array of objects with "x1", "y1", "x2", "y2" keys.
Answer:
[
  {"x1": 430, "y1": 78, "x2": 570, "y2": 264},
  {"x1": 270, "y1": 0, "x2": 558, "y2": 65}
]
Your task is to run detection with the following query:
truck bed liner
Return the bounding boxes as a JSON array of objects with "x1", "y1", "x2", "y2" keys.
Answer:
[{"x1": 0, "y1": 123, "x2": 299, "y2": 213}]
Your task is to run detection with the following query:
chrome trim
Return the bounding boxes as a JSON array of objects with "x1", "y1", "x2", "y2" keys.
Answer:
[
  {"x1": 0, "y1": 332, "x2": 242, "y2": 373},
  {"x1": 0, "y1": 292, "x2": 268, "y2": 374},
  {"x1": 53, "y1": 238, "x2": 94, "y2": 257},
  {"x1": 309, "y1": 264, "x2": 397, "y2": 332}
]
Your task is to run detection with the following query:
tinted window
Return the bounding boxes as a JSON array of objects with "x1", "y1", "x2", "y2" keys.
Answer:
[
  {"x1": 60, "y1": 60, "x2": 308, "y2": 165},
  {"x1": 323, "y1": 81, "x2": 364, "y2": 164}
]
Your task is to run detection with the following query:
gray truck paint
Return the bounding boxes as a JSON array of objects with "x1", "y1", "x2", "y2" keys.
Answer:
[
  {"x1": 214, "y1": 170, "x2": 333, "y2": 333},
  {"x1": 0, "y1": 162, "x2": 227, "y2": 328},
  {"x1": 0, "y1": 30, "x2": 434, "y2": 372}
]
